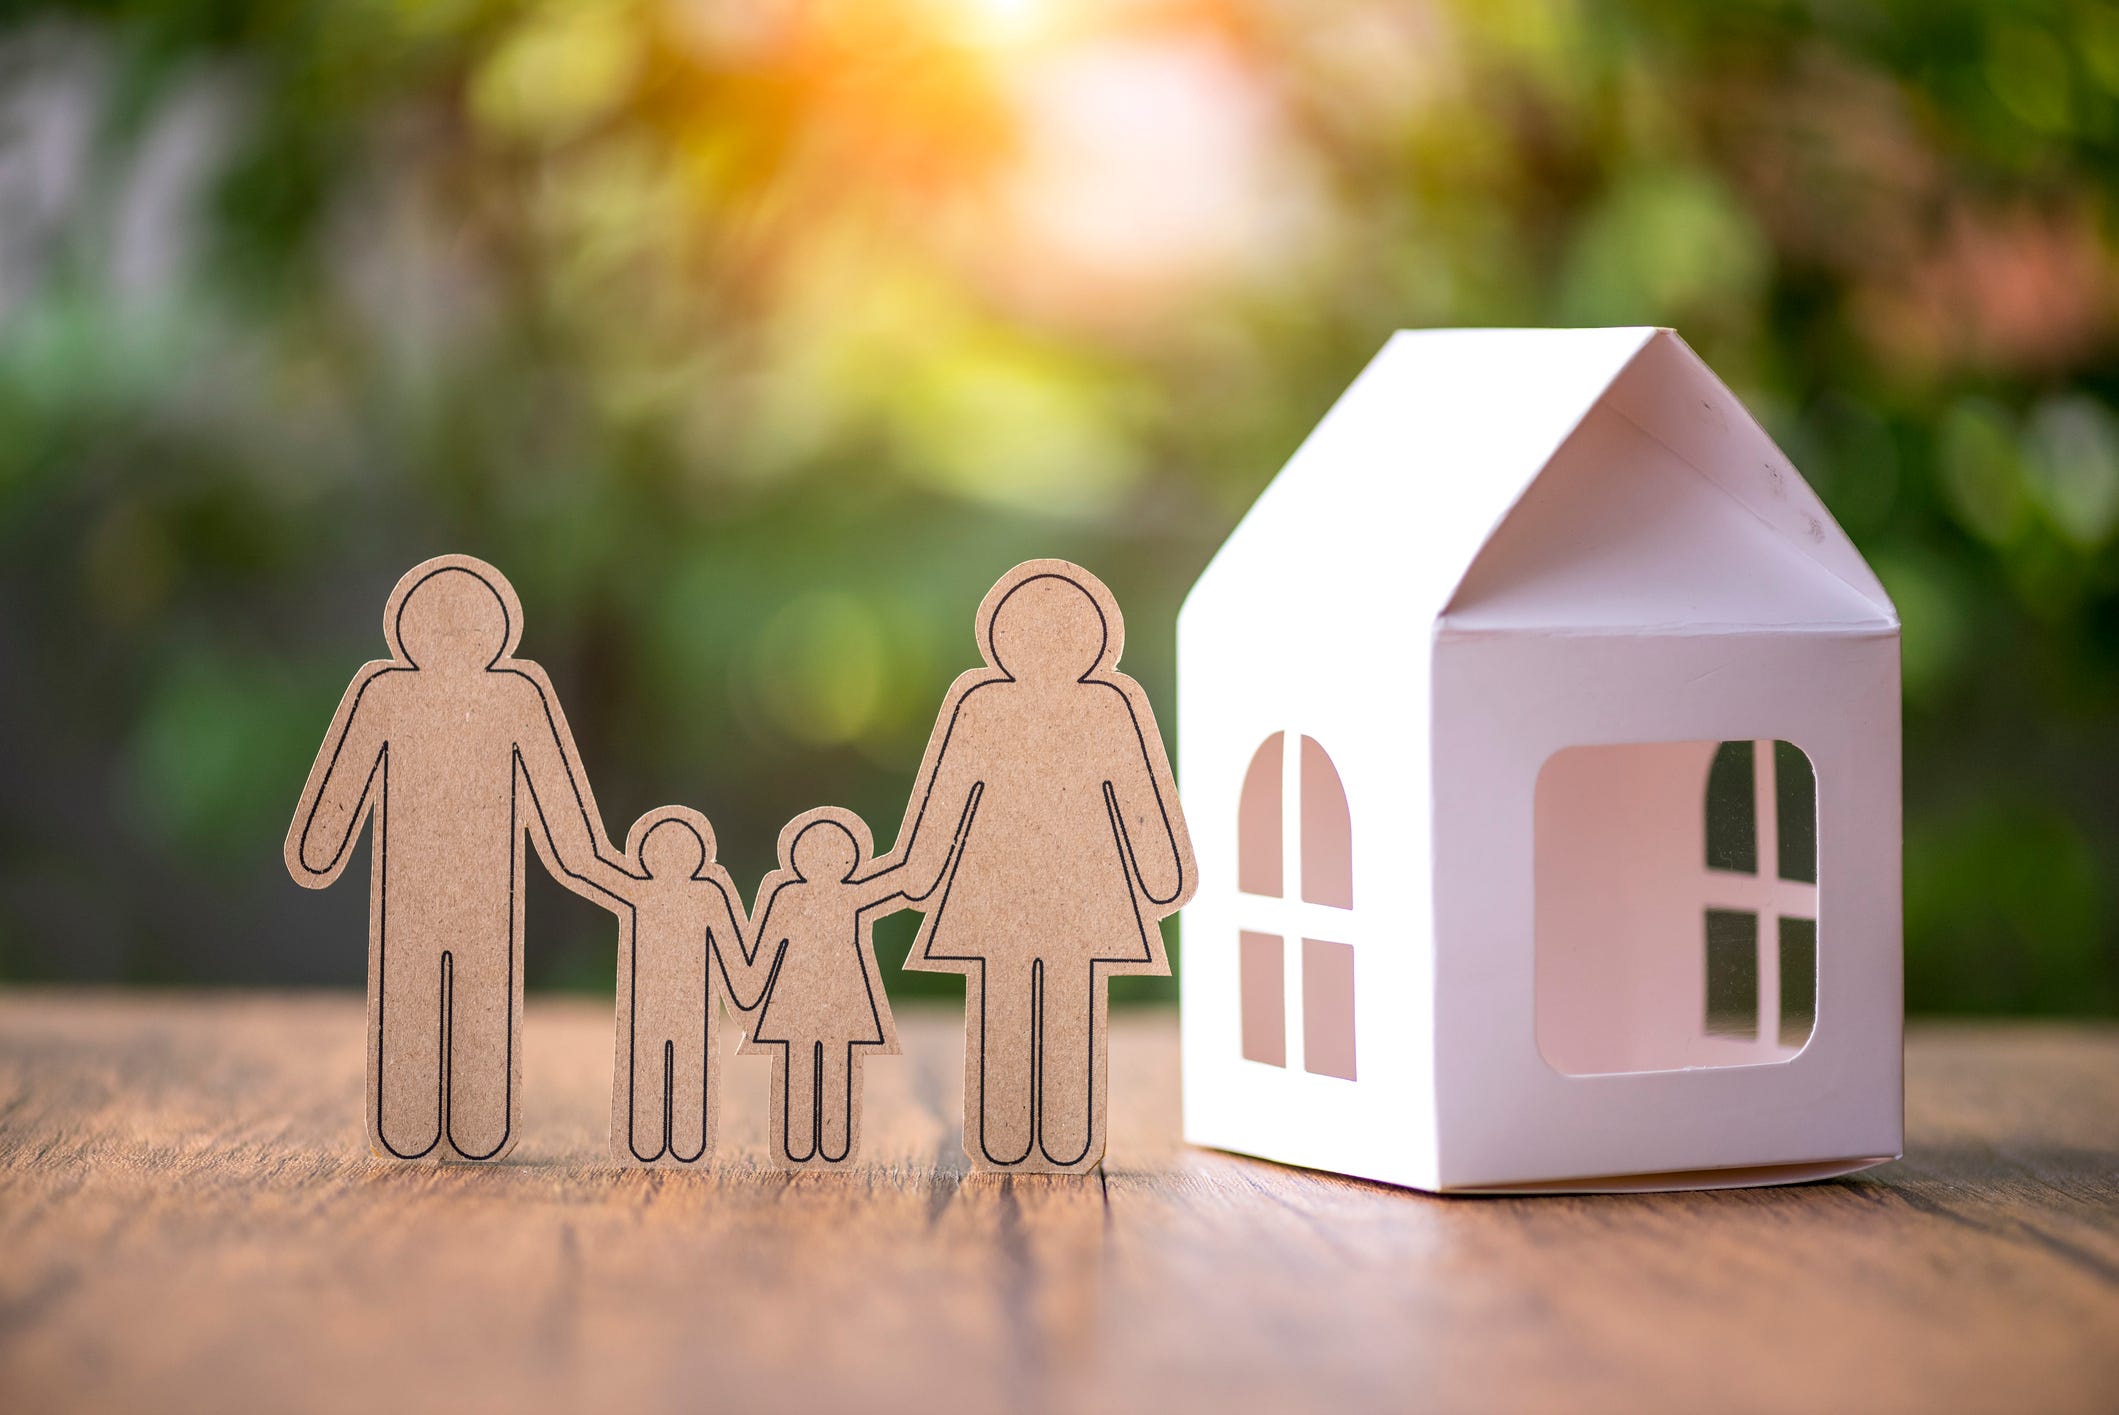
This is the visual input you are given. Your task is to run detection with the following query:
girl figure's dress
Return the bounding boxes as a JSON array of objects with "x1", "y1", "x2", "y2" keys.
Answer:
[
  {"x1": 738, "y1": 808, "x2": 902, "y2": 1168},
  {"x1": 747, "y1": 883, "x2": 890, "y2": 1052}
]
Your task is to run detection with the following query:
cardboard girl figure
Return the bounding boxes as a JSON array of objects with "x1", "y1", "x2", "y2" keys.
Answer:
[
  {"x1": 285, "y1": 554, "x2": 620, "y2": 1163},
  {"x1": 737, "y1": 808, "x2": 905, "y2": 1169},
  {"x1": 571, "y1": 806, "x2": 759, "y2": 1167},
  {"x1": 883, "y1": 560, "x2": 1197, "y2": 1174}
]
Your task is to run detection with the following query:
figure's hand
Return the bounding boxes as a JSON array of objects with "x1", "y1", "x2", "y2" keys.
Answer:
[
  {"x1": 573, "y1": 855, "x2": 639, "y2": 912},
  {"x1": 894, "y1": 780, "x2": 979, "y2": 908},
  {"x1": 898, "y1": 838, "x2": 959, "y2": 904},
  {"x1": 901, "y1": 862, "x2": 950, "y2": 905},
  {"x1": 720, "y1": 935, "x2": 779, "y2": 1014},
  {"x1": 856, "y1": 864, "x2": 913, "y2": 910},
  {"x1": 1109, "y1": 780, "x2": 1185, "y2": 907},
  {"x1": 1133, "y1": 836, "x2": 1184, "y2": 907}
]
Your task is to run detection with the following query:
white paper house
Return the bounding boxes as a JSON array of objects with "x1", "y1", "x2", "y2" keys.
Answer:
[{"x1": 1177, "y1": 328, "x2": 1902, "y2": 1193}]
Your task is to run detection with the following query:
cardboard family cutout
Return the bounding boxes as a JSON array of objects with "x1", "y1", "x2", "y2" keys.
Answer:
[
  {"x1": 881, "y1": 560, "x2": 1197, "y2": 1174},
  {"x1": 285, "y1": 554, "x2": 621, "y2": 1163},
  {"x1": 571, "y1": 806, "x2": 759, "y2": 1167},
  {"x1": 737, "y1": 808, "x2": 904, "y2": 1169},
  {"x1": 287, "y1": 553, "x2": 1196, "y2": 1174}
]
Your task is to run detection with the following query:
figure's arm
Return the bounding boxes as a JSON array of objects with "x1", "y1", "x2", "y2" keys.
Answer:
[
  {"x1": 508, "y1": 664, "x2": 623, "y2": 901},
  {"x1": 570, "y1": 853, "x2": 640, "y2": 912},
  {"x1": 1102, "y1": 683, "x2": 1191, "y2": 908},
  {"x1": 284, "y1": 664, "x2": 395, "y2": 889},
  {"x1": 889, "y1": 678, "x2": 990, "y2": 900},
  {"x1": 717, "y1": 882, "x2": 778, "y2": 1012},
  {"x1": 851, "y1": 865, "x2": 907, "y2": 912}
]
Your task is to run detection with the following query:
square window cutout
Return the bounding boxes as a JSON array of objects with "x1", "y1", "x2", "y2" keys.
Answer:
[{"x1": 1535, "y1": 740, "x2": 1818, "y2": 1077}]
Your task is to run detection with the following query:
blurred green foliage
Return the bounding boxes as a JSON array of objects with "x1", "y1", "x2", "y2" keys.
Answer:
[{"x1": 0, "y1": 0, "x2": 2113, "y2": 1012}]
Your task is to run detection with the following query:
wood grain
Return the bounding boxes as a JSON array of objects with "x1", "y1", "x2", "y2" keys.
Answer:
[{"x1": 0, "y1": 993, "x2": 2113, "y2": 1414}]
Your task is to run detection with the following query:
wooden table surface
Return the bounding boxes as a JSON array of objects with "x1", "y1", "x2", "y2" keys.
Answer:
[{"x1": 0, "y1": 993, "x2": 2113, "y2": 1414}]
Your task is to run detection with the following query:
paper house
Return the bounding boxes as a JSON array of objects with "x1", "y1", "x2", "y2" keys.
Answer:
[{"x1": 1177, "y1": 328, "x2": 1902, "y2": 1192}]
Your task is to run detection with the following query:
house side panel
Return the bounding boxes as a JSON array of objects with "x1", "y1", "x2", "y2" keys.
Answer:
[
  {"x1": 1428, "y1": 627, "x2": 1902, "y2": 1190},
  {"x1": 1177, "y1": 548, "x2": 1435, "y2": 1188}
]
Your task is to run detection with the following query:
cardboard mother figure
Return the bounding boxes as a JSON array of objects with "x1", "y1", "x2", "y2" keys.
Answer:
[
  {"x1": 886, "y1": 560, "x2": 1197, "y2": 1174},
  {"x1": 285, "y1": 554, "x2": 620, "y2": 1163}
]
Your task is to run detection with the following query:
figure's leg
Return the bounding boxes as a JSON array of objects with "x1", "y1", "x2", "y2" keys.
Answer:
[
  {"x1": 780, "y1": 1042, "x2": 819, "y2": 1163},
  {"x1": 1036, "y1": 960, "x2": 1104, "y2": 1170},
  {"x1": 608, "y1": 929, "x2": 655, "y2": 1165},
  {"x1": 374, "y1": 946, "x2": 445, "y2": 1160},
  {"x1": 618, "y1": 936, "x2": 712, "y2": 1165},
  {"x1": 622, "y1": 1025, "x2": 671, "y2": 1163},
  {"x1": 444, "y1": 941, "x2": 519, "y2": 1161},
  {"x1": 971, "y1": 960, "x2": 1035, "y2": 1168},
  {"x1": 818, "y1": 1045, "x2": 855, "y2": 1163},
  {"x1": 667, "y1": 1016, "x2": 708, "y2": 1164}
]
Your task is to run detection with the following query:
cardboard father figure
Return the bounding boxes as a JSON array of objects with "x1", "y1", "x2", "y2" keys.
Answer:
[{"x1": 286, "y1": 554, "x2": 618, "y2": 1163}]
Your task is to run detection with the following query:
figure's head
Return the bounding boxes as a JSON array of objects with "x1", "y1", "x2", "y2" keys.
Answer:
[
  {"x1": 634, "y1": 812, "x2": 713, "y2": 879},
  {"x1": 788, "y1": 818, "x2": 861, "y2": 883},
  {"x1": 385, "y1": 557, "x2": 521, "y2": 671},
  {"x1": 982, "y1": 564, "x2": 1118, "y2": 685}
]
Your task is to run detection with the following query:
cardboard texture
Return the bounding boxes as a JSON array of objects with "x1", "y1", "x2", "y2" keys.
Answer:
[
  {"x1": 286, "y1": 554, "x2": 621, "y2": 1164},
  {"x1": 571, "y1": 806, "x2": 757, "y2": 1167},
  {"x1": 288, "y1": 554, "x2": 1192, "y2": 1173},
  {"x1": 1178, "y1": 328, "x2": 1903, "y2": 1193},
  {"x1": 736, "y1": 808, "x2": 903, "y2": 1169},
  {"x1": 878, "y1": 560, "x2": 1197, "y2": 1174}
]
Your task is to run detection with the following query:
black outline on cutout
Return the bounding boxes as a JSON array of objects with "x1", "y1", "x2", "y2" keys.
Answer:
[
  {"x1": 894, "y1": 567, "x2": 1189, "y2": 1172},
  {"x1": 601, "y1": 812, "x2": 748, "y2": 1166},
  {"x1": 769, "y1": 1040, "x2": 864, "y2": 1166},
  {"x1": 291, "y1": 560, "x2": 627, "y2": 1163},
  {"x1": 742, "y1": 815, "x2": 902, "y2": 1168}
]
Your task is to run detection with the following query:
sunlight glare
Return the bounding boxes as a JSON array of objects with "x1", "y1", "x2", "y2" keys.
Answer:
[
  {"x1": 997, "y1": 38, "x2": 1319, "y2": 298},
  {"x1": 941, "y1": 0, "x2": 1049, "y2": 49}
]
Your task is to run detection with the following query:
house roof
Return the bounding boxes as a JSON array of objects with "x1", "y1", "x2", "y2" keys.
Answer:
[{"x1": 1194, "y1": 328, "x2": 1896, "y2": 636}]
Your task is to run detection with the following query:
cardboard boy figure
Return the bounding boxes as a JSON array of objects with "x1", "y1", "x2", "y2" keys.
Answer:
[
  {"x1": 571, "y1": 806, "x2": 759, "y2": 1167},
  {"x1": 737, "y1": 808, "x2": 905, "y2": 1169},
  {"x1": 881, "y1": 560, "x2": 1197, "y2": 1174},
  {"x1": 286, "y1": 554, "x2": 619, "y2": 1163}
]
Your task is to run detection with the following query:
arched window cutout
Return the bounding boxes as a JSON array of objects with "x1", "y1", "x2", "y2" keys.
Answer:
[
  {"x1": 1238, "y1": 733, "x2": 1284, "y2": 898},
  {"x1": 1707, "y1": 740, "x2": 1816, "y2": 884},
  {"x1": 1236, "y1": 732, "x2": 1356, "y2": 1079},
  {"x1": 1702, "y1": 741, "x2": 1817, "y2": 1042},
  {"x1": 1300, "y1": 735, "x2": 1353, "y2": 909},
  {"x1": 1773, "y1": 741, "x2": 1818, "y2": 885},
  {"x1": 1705, "y1": 742, "x2": 1757, "y2": 873}
]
